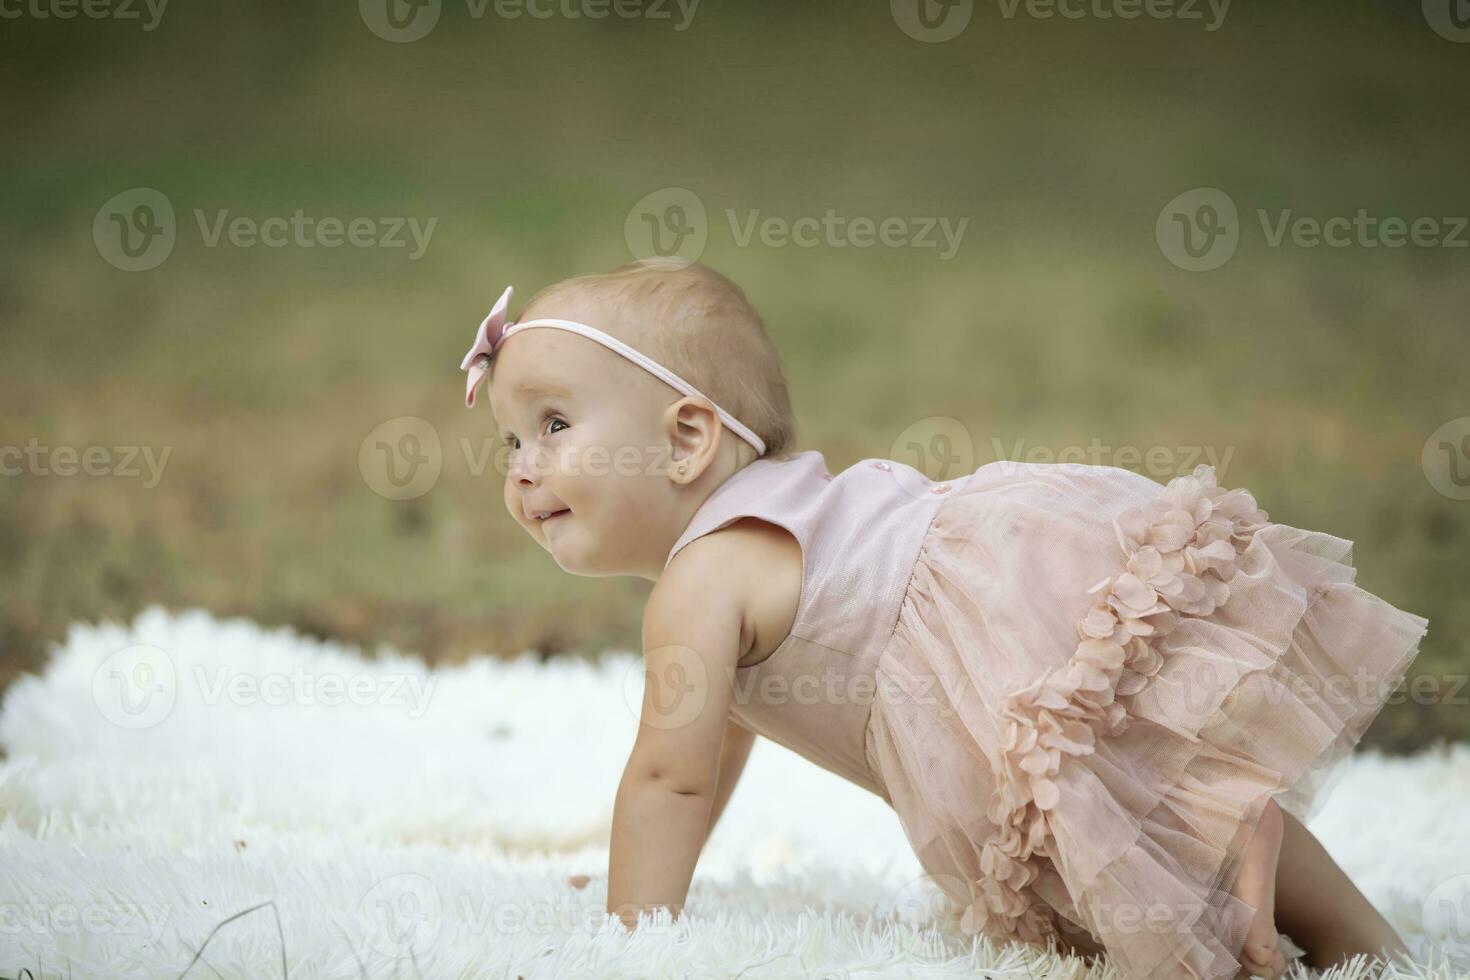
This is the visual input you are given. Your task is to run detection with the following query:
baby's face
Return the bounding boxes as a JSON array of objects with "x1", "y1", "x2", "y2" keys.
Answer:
[{"x1": 486, "y1": 326, "x2": 676, "y2": 577}]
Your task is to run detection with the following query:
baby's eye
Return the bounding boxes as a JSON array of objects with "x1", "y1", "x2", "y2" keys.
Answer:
[{"x1": 504, "y1": 417, "x2": 567, "y2": 451}]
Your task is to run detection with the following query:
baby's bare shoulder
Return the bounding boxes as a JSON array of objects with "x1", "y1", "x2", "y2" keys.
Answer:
[
  {"x1": 668, "y1": 518, "x2": 798, "y2": 595},
  {"x1": 662, "y1": 518, "x2": 801, "y2": 669}
]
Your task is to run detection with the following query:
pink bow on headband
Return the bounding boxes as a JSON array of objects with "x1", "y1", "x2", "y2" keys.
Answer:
[{"x1": 460, "y1": 285, "x2": 514, "y2": 408}]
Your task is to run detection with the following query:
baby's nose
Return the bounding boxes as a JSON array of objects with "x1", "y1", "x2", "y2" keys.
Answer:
[{"x1": 509, "y1": 445, "x2": 555, "y2": 485}]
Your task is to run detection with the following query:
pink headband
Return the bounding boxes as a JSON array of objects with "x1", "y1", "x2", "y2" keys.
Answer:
[{"x1": 459, "y1": 286, "x2": 767, "y2": 457}]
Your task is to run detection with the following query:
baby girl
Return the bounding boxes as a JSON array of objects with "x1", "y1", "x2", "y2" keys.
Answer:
[{"x1": 459, "y1": 258, "x2": 1429, "y2": 979}]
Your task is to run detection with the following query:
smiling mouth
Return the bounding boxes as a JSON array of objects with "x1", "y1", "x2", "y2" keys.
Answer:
[{"x1": 535, "y1": 509, "x2": 570, "y2": 524}]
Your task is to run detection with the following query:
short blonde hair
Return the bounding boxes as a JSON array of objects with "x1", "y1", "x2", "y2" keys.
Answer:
[{"x1": 510, "y1": 259, "x2": 798, "y2": 460}]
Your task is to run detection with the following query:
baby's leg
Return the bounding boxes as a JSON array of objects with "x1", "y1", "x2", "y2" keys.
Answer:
[
  {"x1": 1273, "y1": 804, "x2": 1411, "y2": 971},
  {"x1": 1231, "y1": 796, "x2": 1287, "y2": 978}
]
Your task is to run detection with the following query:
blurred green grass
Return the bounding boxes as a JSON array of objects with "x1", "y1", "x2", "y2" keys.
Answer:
[{"x1": 1, "y1": 2, "x2": 1467, "y2": 749}]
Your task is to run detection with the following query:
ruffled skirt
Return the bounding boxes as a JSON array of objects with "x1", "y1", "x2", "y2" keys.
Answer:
[{"x1": 864, "y1": 461, "x2": 1428, "y2": 979}]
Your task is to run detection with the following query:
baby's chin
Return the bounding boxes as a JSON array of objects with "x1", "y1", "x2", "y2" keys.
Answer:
[
  {"x1": 549, "y1": 534, "x2": 626, "y2": 579},
  {"x1": 551, "y1": 549, "x2": 604, "y2": 578},
  {"x1": 532, "y1": 510, "x2": 629, "y2": 577},
  {"x1": 540, "y1": 516, "x2": 592, "y2": 572}
]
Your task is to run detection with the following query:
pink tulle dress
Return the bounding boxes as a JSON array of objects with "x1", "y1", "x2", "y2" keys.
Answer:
[{"x1": 662, "y1": 449, "x2": 1429, "y2": 979}]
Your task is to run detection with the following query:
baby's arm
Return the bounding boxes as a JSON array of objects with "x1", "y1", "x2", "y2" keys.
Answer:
[
  {"x1": 704, "y1": 717, "x2": 756, "y2": 846},
  {"x1": 606, "y1": 539, "x2": 745, "y2": 931}
]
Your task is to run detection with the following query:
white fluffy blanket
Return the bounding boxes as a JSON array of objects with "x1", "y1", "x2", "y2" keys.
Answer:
[{"x1": 1, "y1": 606, "x2": 1467, "y2": 979}]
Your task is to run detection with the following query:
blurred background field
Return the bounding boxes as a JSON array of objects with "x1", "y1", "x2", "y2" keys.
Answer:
[{"x1": 1, "y1": 1, "x2": 1466, "y2": 749}]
